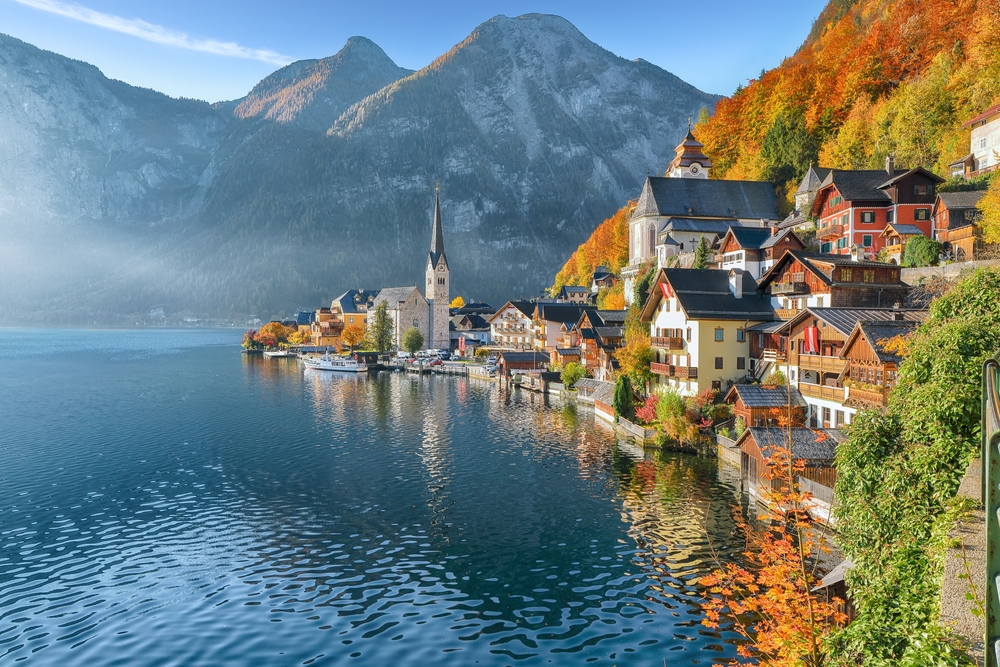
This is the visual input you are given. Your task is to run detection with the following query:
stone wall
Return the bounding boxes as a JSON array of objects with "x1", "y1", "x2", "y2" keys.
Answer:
[{"x1": 900, "y1": 259, "x2": 1000, "y2": 285}]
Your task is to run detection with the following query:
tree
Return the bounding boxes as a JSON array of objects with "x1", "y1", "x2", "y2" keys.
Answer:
[
  {"x1": 450, "y1": 296, "x2": 466, "y2": 309},
  {"x1": 257, "y1": 321, "x2": 296, "y2": 348},
  {"x1": 612, "y1": 375, "x2": 634, "y2": 420},
  {"x1": 341, "y1": 324, "x2": 365, "y2": 351},
  {"x1": 978, "y1": 172, "x2": 1000, "y2": 244},
  {"x1": 368, "y1": 301, "x2": 393, "y2": 355},
  {"x1": 614, "y1": 333, "x2": 653, "y2": 390},
  {"x1": 241, "y1": 329, "x2": 262, "y2": 350},
  {"x1": 901, "y1": 235, "x2": 942, "y2": 267},
  {"x1": 401, "y1": 326, "x2": 424, "y2": 355},
  {"x1": 287, "y1": 329, "x2": 309, "y2": 345},
  {"x1": 631, "y1": 261, "x2": 656, "y2": 310},
  {"x1": 693, "y1": 237, "x2": 713, "y2": 269},
  {"x1": 561, "y1": 361, "x2": 587, "y2": 389}
]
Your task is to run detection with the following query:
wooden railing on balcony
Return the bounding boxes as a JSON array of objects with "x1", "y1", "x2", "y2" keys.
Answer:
[
  {"x1": 798, "y1": 382, "x2": 846, "y2": 402},
  {"x1": 948, "y1": 225, "x2": 980, "y2": 241},
  {"x1": 677, "y1": 366, "x2": 698, "y2": 379},
  {"x1": 846, "y1": 385, "x2": 889, "y2": 407},
  {"x1": 651, "y1": 362, "x2": 673, "y2": 376},
  {"x1": 797, "y1": 354, "x2": 846, "y2": 374},
  {"x1": 772, "y1": 281, "x2": 809, "y2": 295},
  {"x1": 651, "y1": 336, "x2": 684, "y2": 351},
  {"x1": 761, "y1": 349, "x2": 787, "y2": 362},
  {"x1": 817, "y1": 224, "x2": 845, "y2": 239},
  {"x1": 650, "y1": 363, "x2": 698, "y2": 379},
  {"x1": 774, "y1": 308, "x2": 799, "y2": 320}
]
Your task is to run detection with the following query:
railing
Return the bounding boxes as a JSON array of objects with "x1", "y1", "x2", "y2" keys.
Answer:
[
  {"x1": 651, "y1": 362, "x2": 674, "y2": 376},
  {"x1": 650, "y1": 363, "x2": 698, "y2": 379},
  {"x1": 847, "y1": 385, "x2": 888, "y2": 407},
  {"x1": 493, "y1": 325, "x2": 527, "y2": 333},
  {"x1": 775, "y1": 308, "x2": 799, "y2": 320},
  {"x1": 771, "y1": 282, "x2": 809, "y2": 295},
  {"x1": 949, "y1": 225, "x2": 981, "y2": 241},
  {"x1": 798, "y1": 382, "x2": 846, "y2": 402},
  {"x1": 797, "y1": 476, "x2": 835, "y2": 505},
  {"x1": 798, "y1": 354, "x2": 846, "y2": 374},
  {"x1": 761, "y1": 349, "x2": 787, "y2": 362},
  {"x1": 817, "y1": 224, "x2": 845, "y2": 239},
  {"x1": 983, "y1": 355, "x2": 1000, "y2": 664},
  {"x1": 651, "y1": 336, "x2": 684, "y2": 351},
  {"x1": 617, "y1": 416, "x2": 658, "y2": 441},
  {"x1": 676, "y1": 366, "x2": 698, "y2": 379}
]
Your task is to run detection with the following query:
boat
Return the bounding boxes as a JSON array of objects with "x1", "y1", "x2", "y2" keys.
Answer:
[
  {"x1": 301, "y1": 353, "x2": 369, "y2": 373},
  {"x1": 263, "y1": 349, "x2": 295, "y2": 358}
]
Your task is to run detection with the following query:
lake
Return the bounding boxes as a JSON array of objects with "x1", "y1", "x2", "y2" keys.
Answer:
[{"x1": 0, "y1": 329, "x2": 750, "y2": 665}]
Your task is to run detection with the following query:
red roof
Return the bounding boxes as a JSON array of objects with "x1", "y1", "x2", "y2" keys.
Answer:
[{"x1": 962, "y1": 102, "x2": 1000, "y2": 129}]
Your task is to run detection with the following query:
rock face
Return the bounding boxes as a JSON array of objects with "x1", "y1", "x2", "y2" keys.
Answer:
[{"x1": 0, "y1": 15, "x2": 719, "y2": 322}]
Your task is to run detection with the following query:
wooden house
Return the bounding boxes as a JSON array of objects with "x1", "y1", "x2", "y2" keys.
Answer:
[
  {"x1": 715, "y1": 227, "x2": 805, "y2": 279},
  {"x1": 724, "y1": 384, "x2": 807, "y2": 427},
  {"x1": 933, "y1": 191, "x2": 987, "y2": 261},
  {"x1": 879, "y1": 223, "x2": 926, "y2": 265},
  {"x1": 757, "y1": 249, "x2": 908, "y2": 317},
  {"x1": 532, "y1": 303, "x2": 597, "y2": 351},
  {"x1": 840, "y1": 319, "x2": 923, "y2": 410},
  {"x1": 497, "y1": 350, "x2": 550, "y2": 376},
  {"x1": 551, "y1": 347, "x2": 581, "y2": 368}
]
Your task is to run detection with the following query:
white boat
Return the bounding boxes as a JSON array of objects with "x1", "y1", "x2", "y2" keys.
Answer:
[
  {"x1": 263, "y1": 349, "x2": 295, "y2": 358},
  {"x1": 301, "y1": 354, "x2": 368, "y2": 373}
]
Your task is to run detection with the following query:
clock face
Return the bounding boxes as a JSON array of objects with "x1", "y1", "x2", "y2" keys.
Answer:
[{"x1": 690, "y1": 164, "x2": 700, "y2": 174}]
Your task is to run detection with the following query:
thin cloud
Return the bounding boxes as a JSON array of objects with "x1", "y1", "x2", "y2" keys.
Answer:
[{"x1": 13, "y1": 0, "x2": 292, "y2": 65}]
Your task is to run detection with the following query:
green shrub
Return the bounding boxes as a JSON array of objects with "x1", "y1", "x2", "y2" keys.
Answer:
[{"x1": 561, "y1": 362, "x2": 587, "y2": 389}]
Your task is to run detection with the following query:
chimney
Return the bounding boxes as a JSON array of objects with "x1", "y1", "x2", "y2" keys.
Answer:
[
  {"x1": 885, "y1": 155, "x2": 895, "y2": 175},
  {"x1": 771, "y1": 225, "x2": 779, "y2": 237},
  {"x1": 729, "y1": 270, "x2": 743, "y2": 299},
  {"x1": 850, "y1": 245, "x2": 862, "y2": 262},
  {"x1": 893, "y1": 312, "x2": 904, "y2": 321}
]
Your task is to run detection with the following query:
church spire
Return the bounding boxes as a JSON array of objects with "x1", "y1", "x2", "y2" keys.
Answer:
[{"x1": 429, "y1": 185, "x2": 447, "y2": 268}]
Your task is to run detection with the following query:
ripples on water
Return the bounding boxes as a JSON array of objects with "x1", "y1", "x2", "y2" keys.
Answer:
[{"x1": 0, "y1": 329, "x2": 751, "y2": 665}]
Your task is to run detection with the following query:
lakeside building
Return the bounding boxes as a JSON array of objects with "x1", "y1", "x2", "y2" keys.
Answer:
[
  {"x1": 639, "y1": 267, "x2": 773, "y2": 396},
  {"x1": 532, "y1": 303, "x2": 598, "y2": 351},
  {"x1": 622, "y1": 131, "x2": 782, "y2": 303},
  {"x1": 450, "y1": 313, "x2": 492, "y2": 356},
  {"x1": 564, "y1": 309, "x2": 626, "y2": 381},
  {"x1": 724, "y1": 383, "x2": 807, "y2": 428},
  {"x1": 488, "y1": 301, "x2": 535, "y2": 349},
  {"x1": 810, "y1": 158, "x2": 944, "y2": 258},
  {"x1": 840, "y1": 318, "x2": 923, "y2": 411},
  {"x1": 713, "y1": 226, "x2": 806, "y2": 280}
]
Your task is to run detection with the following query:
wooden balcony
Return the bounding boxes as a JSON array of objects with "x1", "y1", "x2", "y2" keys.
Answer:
[
  {"x1": 651, "y1": 336, "x2": 684, "y2": 351},
  {"x1": 774, "y1": 308, "x2": 799, "y2": 320},
  {"x1": 650, "y1": 363, "x2": 698, "y2": 379},
  {"x1": 676, "y1": 366, "x2": 698, "y2": 379},
  {"x1": 798, "y1": 382, "x2": 846, "y2": 402},
  {"x1": 761, "y1": 349, "x2": 787, "y2": 362},
  {"x1": 948, "y1": 225, "x2": 981, "y2": 241},
  {"x1": 651, "y1": 362, "x2": 674, "y2": 376},
  {"x1": 771, "y1": 281, "x2": 809, "y2": 296},
  {"x1": 846, "y1": 385, "x2": 889, "y2": 408},
  {"x1": 816, "y1": 224, "x2": 845, "y2": 240},
  {"x1": 797, "y1": 354, "x2": 846, "y2": 374}
]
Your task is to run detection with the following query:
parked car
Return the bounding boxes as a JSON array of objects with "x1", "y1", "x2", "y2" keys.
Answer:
[
  {"x1": 486, "y1": 364, "x2": 499, "y2": 374},
  {"x1": 486, "y1": 356, "x2": 498, "y2": 365},
  {"x1": 428, "y1": 359, "x2": 443, "y2": 367},
  {"x1": 396, "y1": 351, "x2": 411, "y2": 359}
]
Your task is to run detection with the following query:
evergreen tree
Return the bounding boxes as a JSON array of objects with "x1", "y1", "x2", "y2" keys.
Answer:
[
  {"x1": 612, "y1": 375, "x2": 634, "y2": 421},
  {"x1": 901, "y1": 236, "x2": 942, "y2": 267},
  {"x1": 693, "y1": 237, "x2": 712, "y2": 269},
  {"x1": 369, "y1": 301, "x2": 394, "y2": 354}
]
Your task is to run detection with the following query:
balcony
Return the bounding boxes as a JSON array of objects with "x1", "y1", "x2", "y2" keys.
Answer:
[
  {"x1": 797, "y1": 354, "x2": 846, "y2": 374},
  {"x1": 651, "y1": 336, "x2": 684, "y2": 351},
  {"x1": 761, "y1": 349, "x2": 787, "y2": 362},
  {"x1": 771, "y1": 281, "x2": 809, "y2": 296},
  {"x1": 651, "y1": 362, "x2": 674, "y2": 376},
  {"x1": 774, "y1": 308, "x2": 799, "y2": 320},
  {"x1": 650, "y1": 363, "x2": 698, "y2": 379},
  {"x1": 816, "y1": 224, "x2": 845, "y2": 240},
  {"x1": 846, "y1": 385, "x2": 889, "y2": 408},
  {"x1": 676, "y1": 366, "x2": 698, "y2": 379},
  {"x1": 798, "y1": 382, "x2": 846, "y2": 402},
  {"x1": 948, "y1": 225, "x2": 980, "y2": 241}
]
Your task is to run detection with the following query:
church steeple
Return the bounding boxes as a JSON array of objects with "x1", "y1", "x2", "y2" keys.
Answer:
[
  {"x1": 429, "y1": 186, "x2": 448, "y2": 269},
  {"x1": 666, "y1": 127, "x2": 712, "y2": 179},
  {"x1": 425, "y1": 185, "x2": 450, "y2": 351}
]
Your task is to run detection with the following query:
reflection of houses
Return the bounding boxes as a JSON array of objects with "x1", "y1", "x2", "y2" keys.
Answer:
[
  {"x1": 640, "y1": 267, "x2": 773, "y2": 396},
  {"x1": 933, "y1": 191, "x2": 987, "y2": 261},
  {"x1": 840, "y1": 319, "x2": 921, "y2": 410},
  {"x1": 757, "y1": 249, "x2": 908, "y2": 316},
  {"x1": 724, "y1": 384, "x2": 807, "y2": 427},
  {"x1": 738, "y1": 427, "x2": 844, "y2": 522},
  {"x1": 714, "y1": 226, "x2": 805, "y2": 279},
  {"x1": 488, "y1": 301, "x2": 534, "y2": 349},
  {"x1": 878, "y1": 224, "x2": 925, "y2": 265}
]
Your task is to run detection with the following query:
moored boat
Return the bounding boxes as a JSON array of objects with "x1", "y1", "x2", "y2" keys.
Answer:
[
  {"x1": 302, "y1": 353, "x2": 368, "y2": 373},
  {"x1": 263, "y1": 349, "x2": 295, "y2": 358}
]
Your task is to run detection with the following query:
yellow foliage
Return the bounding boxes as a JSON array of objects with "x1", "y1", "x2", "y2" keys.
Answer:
[
  {"x1": 978, "y1": 175, "x2": 1000, "y2": 244},
  {"x1": 450, "y1": 296, "x2": 465, "y2": 309},
  {"x1": 597, "y1": 282, "x2": 626, "y2": 310},
  {"x1": 551, "y1": 204, "x2": 631, "y2": 294}
]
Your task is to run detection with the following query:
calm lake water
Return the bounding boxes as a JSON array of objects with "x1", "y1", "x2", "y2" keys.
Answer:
[{"x1": 0, "y1": 329, "x2": 751, "y2": 666}]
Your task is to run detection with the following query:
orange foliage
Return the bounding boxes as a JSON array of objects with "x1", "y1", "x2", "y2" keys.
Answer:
[{"x1": 551, "y1": 204, "x2": 632, "y2": 294}]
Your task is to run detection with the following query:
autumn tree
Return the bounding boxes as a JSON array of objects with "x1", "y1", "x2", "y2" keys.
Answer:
[
  {"x1": 450, "y1": 296, "x2": 465, "y2": 309},
  {"x1": 341, "y1": 324, "x2": 365, "y2": 351},
  {"x1": 900, "y1": 235, "x2": 942, "y2": 267},
  {"x1": 978, "y1": 173, "x2": 1000, "y2": 244},
  {"x1": 257, "y1": 321, "x2": 296, "y2": 348}
]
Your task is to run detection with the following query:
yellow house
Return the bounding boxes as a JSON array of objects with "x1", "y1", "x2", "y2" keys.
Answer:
[{"x1": 639, "y1": 268, "x2": 774, "y2": 396}]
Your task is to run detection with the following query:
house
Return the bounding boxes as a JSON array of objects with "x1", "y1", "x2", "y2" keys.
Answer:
[
  {"x1": 639, "y1": 267, "x2": 774, "y2": 396},
  {"x1": 497, "y1": 350, "x2": 550, "y2": 377},
  {"x1": 310, "y1": 308, "x2": 338, "y2": 347},
  {"x1": 488, "y1": 301, "x2": 535, "y2": 349},
  {"x1": 950, "y1": 102, "x2": 1000, "y2": 177},
  {"x1": 715, "y1": 226, "x2": 806, "y2": 279},
  {"x1": 570, "y1": 309, "x2": 627, "y2": 381},
  {"x1": 450, "y1": 313, "x2": 492, "y2": 356},
  {"x1": 724, "y1": 384, "x2": 807, "y2": 427},
  {"x1": 454, "y1": 301, "x2": 496, "y2": 316},
  {"x1": 756, "y1": 249, "x2": 908, "y2": 317},
  {"x1": 778, "y1": 165, "x2": 832, "y2": 231},
  {"x1": 371, "y1": 286, "x2": 430, "y2": 351},
  {"x1": 840, "y1": 319, "x2": 922, "y2": 410},
  {"x1": 558, "y1": 286, "x2": 590, "y2": 304},
  {"x1": 295, "y1": 311, "x2": 315, "y2": 337},
  {"x1": 622, "y1": 131, "x2": 782, "y2": 303},
  {"x1": 591, "y1": 266, "x2": 615, "y2": 292},
  {"x1": 753, "y1": 307, "x2": 926, "y2": 428},
  {"x1": 810, "y1": 158, "x2": 944, "y2": 256},
  {"x1": 879, "y1": 223, "x2": 926, "y2": 265},
  {"x1": 738, "y1": 427, "x2": 843, "y2": 521},
  {"x1": 933, "y1": 191, "x2": 987, "y2": 261},
  {"x1": 532, "y1": 303, "x2": 597, "y2": 351},
  {"x1": 551, "y1": 347, "x2": 581, "y2": 368}
]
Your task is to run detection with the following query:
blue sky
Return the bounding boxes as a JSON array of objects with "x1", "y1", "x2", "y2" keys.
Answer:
[{"x1": 4, "y1": 0, "x2": 827, "y2": 103}]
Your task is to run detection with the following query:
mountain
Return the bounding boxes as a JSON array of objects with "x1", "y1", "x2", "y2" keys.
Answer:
[
  {"x1": 694, "y1": 0, "x2": 1000, "y2": 202},
  {"x1": 0, "y1": 15, "x2": 718, "y2": 323}
]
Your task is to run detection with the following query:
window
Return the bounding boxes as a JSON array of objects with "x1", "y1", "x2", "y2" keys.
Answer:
[
  {"x1": 758, "y1": 333, "x2": 764, "y2": 347},
  {"x1": 349, "y1": 317, "x2": 354, "y2": 324},
  {"x1": 821, "y1": 242, "x2": 831, "y2": 253},
  {"x1": 861, "y1": 211, "x2": 875, "y2": 223},
  {"x1": 790, "y1": 369, "x2": 796, "y2": 381},
  {"x1": 835, "y1": 410, "x2": 845, "y2": 426},
  {"x1": 841, "y1": 268, "x2": 852, "y2": 281},
  {"x1": 686, "y1": 328, "x2": 692, "y2": 342},
  {"x1": 712, "y1": 381, "x2": 722, "y2": 391},
  {"x1": 715, "y1": 357, "x2": 724, "y2": 369},
  {"x1": 863, "y1": 270, "x2": 875, "y2": 283},
  {"x1": 837, "y1": 237, "x2": 848, "y2": 249},
  {"x1": 862, "y1": 234, "x2": 873, "y2": 247},
  {"x1": 822, "y1": 407, "x2": 831, "y2": 426},
  {"x1": 913, "y1": 184, "x2": 930, "y2": 196},
  {"x1": 915, "y1": 208, "x2": 930, "y2": 220},
  {"x1": 842, "y1": 214, "x2": 849, "y2": 226},
  {"x1": 715, "y1": 328, "x2": 724, "y2": 342},
  {"x1": 982, "y1": 138, "x2": 988, "y2": 149},
  {"x1": 790, "y1": 340, "x2": 796, "y2": 351},
  {"x1": 737, "y1": 357, "x2": 746, "y2": 370},
  {"x1": 438, "y1": 277, "x2": 445, "y2": 285},
  {"x1": 736, "y1": 328, "x2": 745, "y2": 342},
  {"x1": 648, "y1": 225, "x2": 655, "y2": 254},
  {"x1": 886, "y1": 209, "x2": 894, "y2": 223}
]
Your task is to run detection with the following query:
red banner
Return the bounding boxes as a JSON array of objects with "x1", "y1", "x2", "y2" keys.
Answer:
[
  {"x1": 659, "y1": 282, "x2": 671, "y2": 298},
  {"x1": 803, "y1": 326, "x2": 820, "y2": 354},
  {"x1": 458, "y1": 336, "x2": 466, "y2": 354}
]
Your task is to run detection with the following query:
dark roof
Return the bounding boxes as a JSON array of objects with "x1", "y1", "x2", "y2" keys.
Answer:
[
  {"x1": 632, "y1": 176, "x2": 780, "y2": 221},
  {"x1": 451, "y1": 313, "x2": 490, "y2": 330},
  {"x1": 560, "y1": 285, "x2": 589, "y2": 294},
  {"x1": 882, "y1": 223, "x2": 924, "y2": 237},
  {"x1": 745, "y1": 427, "x2": 843, "y2": 461},
  {"x1": 760, "y1": 229, "x2": 802, "y2": 250},
  {"x1": 593, "y1": 326, "x2": 624, "y2": 340},
  {"x1": 594, "y1": 310, "x2": 628, "y2": 325},
  {"x1": 819, "y1": 170, "x2": 895, "y2": 203},
  {"x1": 333, "y1": 289, "x2": 378, "y2": 314},
  {"x1": 962, "y1": 102, "x2": 1000, "y2": 128},
  {"x1": 498, "y1": 351, "x2": 550, "y2": 364},
  {"x1": 757, "y1": 250, "x2": 902, "y2": 289},
  {"x1": 783, "y1": 307, "x2": 927, "y2": 336},
  {"x1": 554, "y1": 347, "x2": 581, "y2": 355},
  {"x1": 579, "y1": 327, "x2": 596, "y2": 340},
  {"x1": 457, "y1": 301, "x2": 495, "y2": 314},
  {"x1": 643, "y1": 268, "x2": 773, "y2": 321},
  {"x1": 296, "y1": 311, "x2": 316, "y2": 325},
  {"x1": 535, "y1": 303, "x2": 597, "y2": 324},
  {"x1": 592, "y1": 265, "x2": 612, "y2": 279},
  {"x1": 795, "y1": 166, "x2": 832, "y2": 194},
  {"x1": 373, "y1": 286, "x2": 421, "y2": 308},
  {"x1": 727, "y1": 384, "x2": 807, "y2": 408},
  {"x1": 663, "y1": 218, "x2": 751, "y2": 235},
  {"x1": 576, "y1": 379, "x2": 615, "y2": 404},
  {"x1": 726, "y1": 227, "x2": 774, "y2": 249},
  {"x1": 428, "y1": 191, "x2": 448, "y2": 269},
  {"x1": 747, "y1": 320, "x2": 787, "y2": 333},
  {"x1": 855, "y1": 320, "x2": 923, "y2": 363},
  {"x1": 876, "y1": 167, "x2": 944, "y2": 189},
  {"x1": 937, "y1": 191, "x2": 986, "y2": 209}
]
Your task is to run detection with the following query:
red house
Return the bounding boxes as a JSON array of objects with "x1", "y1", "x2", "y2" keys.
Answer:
[{"x1": 810, "y1": 158, "x2": 944, "y2": 256}]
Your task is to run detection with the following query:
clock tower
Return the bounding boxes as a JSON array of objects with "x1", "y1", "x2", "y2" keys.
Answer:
[
  {"x1": 666, "y1": 124, "x2": 712, "y2": 179},
  {"x1": 425, "y1": 187, "x2": 450, "y2": 351}
]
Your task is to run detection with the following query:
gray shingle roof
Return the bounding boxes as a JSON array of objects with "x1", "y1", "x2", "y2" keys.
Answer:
[
  {"x1": 795, "y1": 166, "x2": 832, "y2": 194},
  {"x1": 593, "y1": 326, "x2": 624, "y2": 340},
  {"x1": 333, "y1": 289, "x2": 379, "y2": 314},
  {"x1": 373, "y1": 286, "x2": 422, "y2": 308},
  {"x1": 535, "y1": 303, "x2": 597, "y2": 325},
  {"x1": 632, "y1": 176, "x2": 781, "y2": 221},
  {"x1": 759, "y1": 229, "x2": 801, "y2": 249},
  {"x1": 747, "y1": 427, "x2": 843, "y2": 461},
  {"x1": 554, "y1": 347, "x2": 581, "y2": 355},
  {"x1": 727, "y1": 227, "x2": 774, "y2": 249},
  {"x1": 594, "y1": 310, "x2": 628, "y2": 324},
  {"x1": 575, "y1": 379, "x2": 615, "y2": 404},
  {"x1": 663, "y1": 218, "x2": 752, "y2": 235},
  {"x1": 857, "y1": 320, "x2": 922, "y2": 363},
  {"x1": 799, "y1": 307, "x2": 927, "y2": 336},
  {"x1": 820, "y1": 170, "x2": 895, "y2": 202},
  {"x1": 876, "y1": 167, "x2": 944, "y2": 190},
  {"x1": 937, "y1": 191, "x2": 986, "y2": 209},
  {"x1": 498, "y1": 351, "x2": 550, "y2": 364},
  {"x1": 729, "y1": 384, "x2": 807, "y2": 408},
  {"x1": 661, "y1": 268, "x2": 774, "y2": 320},
  {"x1": 884, "y1": 224, "x2": 924, "y2": 236}
]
